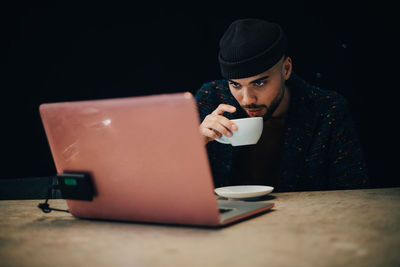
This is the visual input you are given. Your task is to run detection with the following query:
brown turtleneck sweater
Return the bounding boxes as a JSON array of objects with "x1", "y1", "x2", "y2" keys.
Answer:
[{"x1": 230, "y1": 117, "x2": 286, "y2": 188}]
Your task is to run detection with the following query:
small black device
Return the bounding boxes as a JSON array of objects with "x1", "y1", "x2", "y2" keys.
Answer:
[
  {"x1": 56, "y1": 173, "x2": 94, "y2": 201},
  {"x1": 38, "y1": 172, "x2": 94, "y2": 213}
]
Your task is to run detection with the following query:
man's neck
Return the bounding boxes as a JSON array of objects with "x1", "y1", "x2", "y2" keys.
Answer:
[{"x1": 271, "y1": 85, "x2": 291, "y2": 119}]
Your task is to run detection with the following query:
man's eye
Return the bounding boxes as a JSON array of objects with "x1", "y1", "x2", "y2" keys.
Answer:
[
  {"x1": 254, "y1": 81, "x2": 265, "y2": 87},
  {"x1": 230, "y1": 82, "x2": 241, "y2": 88}
]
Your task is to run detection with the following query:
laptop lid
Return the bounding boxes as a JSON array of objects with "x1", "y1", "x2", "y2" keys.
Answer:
[{"x1": 39, "y1": 92, "x2": 273, "y2": 227}]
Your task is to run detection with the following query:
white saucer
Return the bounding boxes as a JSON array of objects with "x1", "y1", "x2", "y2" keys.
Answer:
[{"x1": 214, "y1": 185, "x2": 274, "y2": 199}]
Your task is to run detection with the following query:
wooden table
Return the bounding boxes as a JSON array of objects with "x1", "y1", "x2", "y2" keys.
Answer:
[{"x1": 1, "y1": 188, "x2": 399, "y2": 267}]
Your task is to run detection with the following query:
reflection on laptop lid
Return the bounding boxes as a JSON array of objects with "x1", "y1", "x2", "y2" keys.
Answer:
[{"x1": 39, "y1": 92, "x2": 273, "y2": 227}]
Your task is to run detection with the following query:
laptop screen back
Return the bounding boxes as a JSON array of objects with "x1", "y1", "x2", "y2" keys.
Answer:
[{"x1": 39, "y1": 93, "x2": 221, "y2": 226}]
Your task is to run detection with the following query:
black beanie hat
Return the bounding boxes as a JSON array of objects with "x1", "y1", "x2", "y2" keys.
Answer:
[{"x1": 218, "y1": 19, "x2": 287, "y2": 79}]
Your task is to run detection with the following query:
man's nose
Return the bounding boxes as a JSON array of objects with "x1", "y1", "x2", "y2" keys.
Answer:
[{"x1": 242, "y1": 88, "x2": 257, "y2": 105}]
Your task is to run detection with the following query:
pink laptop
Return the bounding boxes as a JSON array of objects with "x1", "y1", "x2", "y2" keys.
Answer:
[{"x1": 39, "y1": 92, "x2": 274, "y2": 227}]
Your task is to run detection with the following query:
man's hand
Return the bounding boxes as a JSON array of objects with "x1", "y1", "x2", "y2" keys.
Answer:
[{"x1": 199, "y1": 104, "x2": 238, "y2": 144}]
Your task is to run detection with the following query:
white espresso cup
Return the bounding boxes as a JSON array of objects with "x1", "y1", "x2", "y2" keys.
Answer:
[{"x1": 215, "y1": 117, "x2": 263, "y2": 146}]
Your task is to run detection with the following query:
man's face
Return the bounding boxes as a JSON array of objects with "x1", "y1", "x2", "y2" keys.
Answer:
[{"x1": 228, "y1": 56, "x2": 292, "y2": 118}]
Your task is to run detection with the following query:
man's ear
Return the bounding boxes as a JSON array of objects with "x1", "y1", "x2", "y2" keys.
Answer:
[{"x1": 283, "y1": 56, "x2": 292, "y2": 80}]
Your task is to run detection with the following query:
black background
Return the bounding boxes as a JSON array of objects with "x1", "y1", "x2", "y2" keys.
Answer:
[{"x1": 1, "y1": 2, "x2": 398, "y2": 188}]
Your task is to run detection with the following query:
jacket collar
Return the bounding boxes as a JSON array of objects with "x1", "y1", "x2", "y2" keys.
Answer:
[{"x1": 280, "y1": 73, "x2": 318, "y2": 191}]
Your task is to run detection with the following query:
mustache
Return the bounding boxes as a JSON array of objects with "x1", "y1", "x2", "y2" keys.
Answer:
[{"x1": 241, "y1": 104, "x2": 268, "y2": 109}]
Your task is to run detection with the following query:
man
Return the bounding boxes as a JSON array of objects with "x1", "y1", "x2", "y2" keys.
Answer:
[{"x1": 195, "y1": 18, "x2": 369, "y2": 192}]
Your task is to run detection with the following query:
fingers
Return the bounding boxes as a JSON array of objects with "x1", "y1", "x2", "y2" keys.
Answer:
[
  {"x1": 206, "y1": 114, "x2": 238, "y2": 135},
  {"x1": 199, "y1": 104, "x2": 238, "y2": 144},
  {"x1": 200, "y1": 127, "x2": 221, "y2": 141},
  {"x1": 211, "y1": 104, "x2": 237, "y2": 116},
  {"x1": 204, "y1": 116, "x2": 232, "y2": 137},
  {"x1": 200, "y1": 114, "x2": 238, "y2": 145}
]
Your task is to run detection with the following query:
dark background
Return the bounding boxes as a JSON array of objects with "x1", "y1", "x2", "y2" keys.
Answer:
[{"x1": 1, "y1": 2, "x2": 398, "y2": 188}]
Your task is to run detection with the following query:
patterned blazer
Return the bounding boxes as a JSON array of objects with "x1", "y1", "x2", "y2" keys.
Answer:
[{"x1": 195, "y1": 73, "x2": 369, "y2": 192}]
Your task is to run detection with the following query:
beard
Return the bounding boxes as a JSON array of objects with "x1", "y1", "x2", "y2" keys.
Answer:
[
  {"x1": 262, "y1": 85, "x2": 286, "y2": 120},
  {"x1": 241, "y1": 84, "x2": 286, "y2": 120}
]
